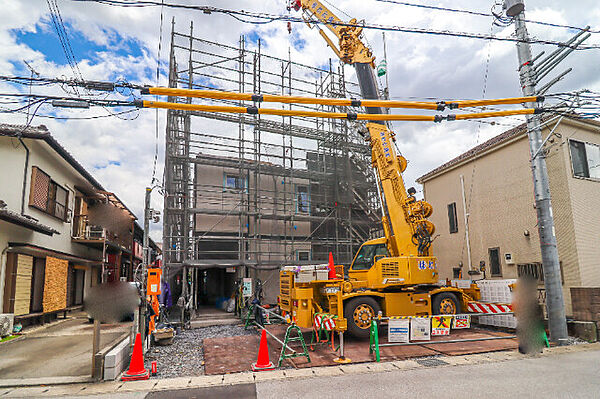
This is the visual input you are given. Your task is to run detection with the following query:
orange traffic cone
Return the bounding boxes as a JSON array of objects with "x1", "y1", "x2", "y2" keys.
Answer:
[
  {"x1": 328, "y1": 252, "x2": 337, "y2": 279},
  {"x1": 252, "y1": 329, "x2": 275, "y2": 371},
  {"x1": 122, "y1": 333, "x2": 150, "y2": 381}
]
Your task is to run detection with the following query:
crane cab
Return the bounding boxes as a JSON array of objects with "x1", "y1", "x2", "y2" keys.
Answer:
[{"x1": 348, "y1": 238, "x2": 439, "y2": 289}]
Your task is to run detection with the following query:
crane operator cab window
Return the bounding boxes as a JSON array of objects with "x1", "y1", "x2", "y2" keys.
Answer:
[{"x1": 351, "y1": 244, "x2": 389, "y2": 270}]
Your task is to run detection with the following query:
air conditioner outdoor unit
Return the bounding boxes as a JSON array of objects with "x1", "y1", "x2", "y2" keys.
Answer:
[{"x1": 0, "y1": 314, "x2": 15, "y2": 337}]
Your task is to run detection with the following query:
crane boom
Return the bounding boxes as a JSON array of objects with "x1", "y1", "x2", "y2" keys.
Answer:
[{"x1": 294, "y1": 0, "x2": 434, "y2": 260}]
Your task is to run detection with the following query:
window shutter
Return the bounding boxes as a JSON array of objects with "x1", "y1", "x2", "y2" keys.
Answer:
[{"x1": 29, "y1": 166, "x2": 50, "y2": 210}]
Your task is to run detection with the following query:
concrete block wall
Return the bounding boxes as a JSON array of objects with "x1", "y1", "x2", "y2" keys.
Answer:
[
  {"x1": 103, "y1": 338, "x2": 131, "y2": 380},
  {"x1": 570, "y1": 287, "x2": 600, "y2": 322}
]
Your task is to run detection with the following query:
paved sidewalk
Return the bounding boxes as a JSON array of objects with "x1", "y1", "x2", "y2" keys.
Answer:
[{"x1": 0, "y1": 342, "x2": 597, "y2": 398}]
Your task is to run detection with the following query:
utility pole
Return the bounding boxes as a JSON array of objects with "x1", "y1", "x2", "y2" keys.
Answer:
[
  {"x1": 506, "y1": 0, "x2": 569, "y2": 343},
  {"x1": 141, "y1": 186, "x2": 161, "y2": 349},
  {"x1": 140, "y1": 187, "x2": 151, "y2": 348}
]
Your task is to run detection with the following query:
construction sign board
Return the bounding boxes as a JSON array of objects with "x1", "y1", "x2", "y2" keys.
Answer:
[
  {"x1": 431, "y1": 316, "x2": 452, "y2": 336},
  {"x1": 388, "y1": 318, "x2": 410, "y2": 343},
  {"x1": 242, "y1": 278, "x2": 253, "y2": 297},
  {"x1": 453, "y1": 315, "x2": 471, "y2": 329},
  {"x1": 410, "y1": 317, "x2": 431, "y2": 341}
]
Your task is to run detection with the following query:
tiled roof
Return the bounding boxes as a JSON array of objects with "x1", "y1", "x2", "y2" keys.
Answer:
[
  {"x1": 0, "y1": 206, "x2": 59, "y2": 236},
  {"x1": 417, "y1": 121, "x2": 528, "y2": 183},
  {"x1": 417, "y1": 116, "x2": 600, "y2": 183}
]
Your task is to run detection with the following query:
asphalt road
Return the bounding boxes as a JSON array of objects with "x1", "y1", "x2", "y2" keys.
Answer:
[
  {"x1": 257, "y1": 349, "x2": 600, "y2": 399},
  {"x1": 0, "y1": 315, "x2": 129, "y2": 379}
]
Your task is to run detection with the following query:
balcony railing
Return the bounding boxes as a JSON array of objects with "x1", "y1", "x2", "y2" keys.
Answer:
[{"x1": 72, "y1": 215, "x2": 132, "y2": 251}]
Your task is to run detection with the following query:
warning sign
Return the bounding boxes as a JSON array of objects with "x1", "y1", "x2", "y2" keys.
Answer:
[
  {"x1": 431, "y1": 316, "x2": 452, "y2": 336},
  {"x1": 410, "y1": 317, "x2": 431, "y2": 341},
  {"x1": 453, "y1": 315, "x2": 471, "y2": 329},
  {"x1": 388, "y1": 318, "x2": 410, "y2": 343}
]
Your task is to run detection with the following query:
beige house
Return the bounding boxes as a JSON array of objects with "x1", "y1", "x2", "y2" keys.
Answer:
[
  {"x1": 0, "y1": 124, "x2": 148, "y2": 326},
  {"x1": 417, "y1": 117, "x2": 600, "y2": 315}
]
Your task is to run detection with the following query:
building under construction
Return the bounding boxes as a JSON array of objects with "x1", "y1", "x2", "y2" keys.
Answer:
[{"x1": 163, "y1": 22, "x2": 381, "y2": 305}]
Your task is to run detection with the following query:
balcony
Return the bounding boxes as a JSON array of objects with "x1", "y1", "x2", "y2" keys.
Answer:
[{"x1": 72, "y1": 215, "x2": 132, "y2": 253}]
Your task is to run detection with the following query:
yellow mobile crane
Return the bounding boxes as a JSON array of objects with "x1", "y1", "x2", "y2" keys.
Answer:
[{"x1": 278, "y1": 0, "x2": 479, "y2": 338}]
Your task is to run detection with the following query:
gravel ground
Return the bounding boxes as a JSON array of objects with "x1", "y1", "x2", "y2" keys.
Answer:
[
  {"x1": 565, "y1": 336, "x2": 588, "y2": 345},
  {"x1": 145, "y1": 325, "x2": 256, "y2": 378}
]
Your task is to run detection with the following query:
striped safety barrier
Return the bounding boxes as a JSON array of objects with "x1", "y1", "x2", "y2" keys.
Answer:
[
  {"x1": 314, "y1": 313, "x2": 337, "y2": 331},
  {"x1": 467, "y1": 301, "x2": 513, "y2": 314}
]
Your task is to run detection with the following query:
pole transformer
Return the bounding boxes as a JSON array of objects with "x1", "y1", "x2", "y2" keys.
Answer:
[{"x1": 509, "y1": 2, "x2": 568, "y2": 343}]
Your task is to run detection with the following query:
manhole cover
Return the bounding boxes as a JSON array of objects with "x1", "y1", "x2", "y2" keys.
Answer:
[{"x1": 415, "y1": 358, "x2": 449, "y2": 367}]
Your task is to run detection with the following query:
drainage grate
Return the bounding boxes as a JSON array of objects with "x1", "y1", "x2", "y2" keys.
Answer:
[{"x1": 415, "y1": 358, "x2": 449, "y2": 367}]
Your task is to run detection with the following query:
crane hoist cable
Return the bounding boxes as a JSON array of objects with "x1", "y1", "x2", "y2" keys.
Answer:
[
  {"x1": 134, "y1": 99, "x2": 545, "y2": 122},
  {"x1": 141, "y1": 86, "x2": 544, "y2": 111}
]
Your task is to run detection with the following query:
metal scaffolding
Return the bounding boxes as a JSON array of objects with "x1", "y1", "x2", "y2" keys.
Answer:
[{"x1": 163, "y1": 21, "x2": 381, "y2": 276}]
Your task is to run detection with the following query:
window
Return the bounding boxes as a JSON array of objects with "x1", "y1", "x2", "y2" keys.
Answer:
[
  {"x1": 447, "y1": 202, "x2": 458, "y2": 234},
  {"x1": 296, "y1": 185, "x2": 310, "y2": 214},
  {"x1": 29, "y1": 166, "x2": 69, "y2": 221},
  {"x1": 569, "y1": 139, "x2": 600, "y2": 179},
  {"x1": 489, "y1": 247, "x2": 501, "y2": 276},
  {"x1": 296, "y1": 250, "x2": 310, "y2": 261},
  {"x1": 224, "y1": 174, "x2": 247, "y2": 190},
  {"x1": 351, "y1": 243, "x2": 389, "y2": 270}
]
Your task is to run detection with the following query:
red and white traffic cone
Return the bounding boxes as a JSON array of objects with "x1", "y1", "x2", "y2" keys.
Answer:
[
  {"x1": 251, "y1": 329, "x2": 275, "y2": 371},
  {"x1": 121, "y1": 333, "x2": 150, "y2": 381},
  {"x1": 328, "y1": 252, "x2": 337, "y2": 279}
]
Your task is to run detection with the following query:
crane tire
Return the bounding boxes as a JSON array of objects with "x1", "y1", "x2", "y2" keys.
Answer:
[
  {"x1": 432, "y1": 292, "x2": 460, "y2": 315},
  {"x1": 344, "y1": 297, "x2": 381, "y2": 339}
]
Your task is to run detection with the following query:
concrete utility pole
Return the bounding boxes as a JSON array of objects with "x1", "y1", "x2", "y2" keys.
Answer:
[
  {"x1": 140, "y1": 187, "x2": 152, "y2": 347},
  {"x1": 507, "y1": 0, "x2": 568, "y2": 343}
]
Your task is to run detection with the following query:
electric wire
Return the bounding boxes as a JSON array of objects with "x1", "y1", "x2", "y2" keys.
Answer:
[
  {"x1": 46, "y1": 0, "x2": 84, "y2": 92},
  {"x1": 374, "y1": 0, "x2": 600, "y2": 34},
  {"x1": 151, "y1": 0, "x2": 165, "y2": 185},
  {"x1": 69, "y1": 0, "x2": 600, "y2": 50}
]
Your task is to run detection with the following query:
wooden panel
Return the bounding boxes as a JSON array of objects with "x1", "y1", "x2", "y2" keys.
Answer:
[
  {"x1": 29, "y1": 166, "x2": 50, "y2": 211},
  {"x1": 43, "y1": 256, "x2": 69, "y2": 312},
  {"x1": 14, "y1": 255, "x2": 33, "y2": 316}
]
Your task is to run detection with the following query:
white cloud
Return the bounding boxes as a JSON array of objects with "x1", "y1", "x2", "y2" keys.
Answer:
[{"x1": 1, "y1": 0, "x2": 599, "y2": 243}]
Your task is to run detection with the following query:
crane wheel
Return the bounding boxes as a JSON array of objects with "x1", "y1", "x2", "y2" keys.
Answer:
[
  {"x1": 432, "y1": 292, "x2": 460, "y2": 315},
  {"x1": 344, "y1": 297, "x2": 380, "y2": 339}
]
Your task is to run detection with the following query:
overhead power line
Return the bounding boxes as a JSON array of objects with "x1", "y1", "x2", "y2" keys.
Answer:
[
  {"x1": 374, "y1": 0, "x2": 600, "y2": 34},
  {"x1": 70, "y1": 0, "x2": 600, "y2": 50},
  {"x1": 46, "y1": 0, "x2": 84, "y2": 86}
]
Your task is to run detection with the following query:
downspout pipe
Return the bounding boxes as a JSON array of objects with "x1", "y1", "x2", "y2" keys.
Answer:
[{"x1": 18, "y1": 137, "x2": 30, "y2": 215}]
